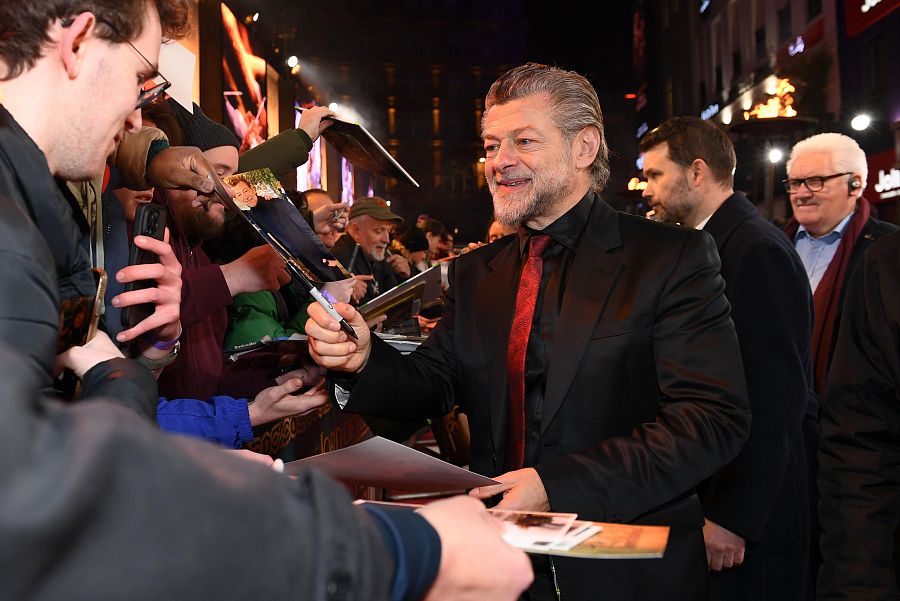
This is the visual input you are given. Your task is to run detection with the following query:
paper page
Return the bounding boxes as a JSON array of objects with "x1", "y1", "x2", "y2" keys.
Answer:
[
  {"x1": 284, "y1": 436, "x2": 499, "y2": 492},
  {"x1": 158, "y1": 41, "x2": 196, "y2": 114},
  {"x1": 488, "y1": 509, "x2": 578, "y2": 550}
]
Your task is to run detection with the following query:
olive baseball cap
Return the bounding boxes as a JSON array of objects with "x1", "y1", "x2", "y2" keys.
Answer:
[{"x1": 348, "y1": 196, "x2": 404, "y2": 223}]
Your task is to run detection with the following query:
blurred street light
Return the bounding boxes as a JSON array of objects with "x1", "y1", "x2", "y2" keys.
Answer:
[
  {"x1": 851, "y1": 114, "x2": 872, "y2": 131},
  {"x1": 768, "y1": 148, "x2": 784, "y2": 164}
]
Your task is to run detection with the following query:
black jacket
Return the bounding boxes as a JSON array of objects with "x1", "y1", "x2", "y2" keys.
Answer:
[
  {"x1": 339, "y1": 194, "x2": 751, "y2": 600},
  {"x1": 818, "y1": 230, "x2": 900, "y2": 600},
  {"x1": 701, "y1": 193, "x2": 815, "y2": 597},
  {"x1": 0, "y1": 105, "x2": 439, "y2": 601},
  {"x1": 0, "y1": 105, "x2": 156, "y2": 417}
]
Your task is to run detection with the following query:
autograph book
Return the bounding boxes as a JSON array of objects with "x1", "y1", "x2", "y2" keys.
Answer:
[{"x1": 295, "y1": 106, "x2": 419, "y2": 188}]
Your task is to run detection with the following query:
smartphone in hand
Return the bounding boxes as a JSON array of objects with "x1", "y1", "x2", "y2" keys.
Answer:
[{"x1": 121, "y1": 203, "x2": 167, "y2": 331}]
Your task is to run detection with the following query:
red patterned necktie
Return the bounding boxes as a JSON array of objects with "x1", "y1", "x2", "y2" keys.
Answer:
[{"x1": 506, "y1": 234, "x2": 551, "y2": 469}]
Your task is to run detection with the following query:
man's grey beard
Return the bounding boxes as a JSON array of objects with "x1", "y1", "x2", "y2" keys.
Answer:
[
  {"x1": 489, "y1": 177, "x2": 558, "y2": 227},
  {"x1": 486, "y1": 148, "x2": 574, "y2": 227}
]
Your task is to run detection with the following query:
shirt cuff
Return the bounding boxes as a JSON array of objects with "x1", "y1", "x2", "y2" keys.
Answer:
[
  {"x1": 329, "y1": 370, "x2": 360, "y2": 410},
  {"x1": 362, "y1": 505, "x2": 441, "y2": 601},
  {"x1": 334, "y1": 383, "x2": 351, "y2": 409}
]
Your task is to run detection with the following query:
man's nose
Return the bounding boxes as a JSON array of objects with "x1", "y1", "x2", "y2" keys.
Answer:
[
  {"x1": 794, "y1": 182, "x2": 813, "y2": 200},
  {"x1": 491, "y1": 141, "x2": 518, "y2": 171},
  {"x1": 124, "y1": 108, "x2": 142, "y2": 133}
]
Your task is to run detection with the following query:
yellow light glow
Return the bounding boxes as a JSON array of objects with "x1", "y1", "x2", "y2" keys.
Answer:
[
  {"x1": 743, "y1": 79, "x2": 798, "y2": 120},
  {"x1": 628, "y1": 177, "x2": 648, "y2": 191}
]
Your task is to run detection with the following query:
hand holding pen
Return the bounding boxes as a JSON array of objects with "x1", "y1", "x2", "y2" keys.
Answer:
[{"x1": 311, "y1": 201, "x2": 348, "y2": 236}]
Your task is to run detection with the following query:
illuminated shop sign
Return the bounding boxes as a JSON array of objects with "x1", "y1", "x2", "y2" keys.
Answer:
[
  {"x1": 846, "y1": 0, "x2": 898, "y2": 37},
  {"x1": 874, "y1": 168, "x2": 900, "y2": 200},
  {"x1": 701, "y1": 103, "x2": 720, "y2": 120},
  {"x1": 861, "y1": 0, "x2": 883, "y2": 13},
  {"x1": 636, "y1": 122, "x2": 649, "y2": 139},
  {"x1": 788, "y1": 36, "x2": 805, "y2": 56},
  {"x1": 744, "y1": 79, "x2": 797, "y2": 119}
]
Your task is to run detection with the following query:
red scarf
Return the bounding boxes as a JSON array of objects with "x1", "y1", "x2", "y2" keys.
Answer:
[{"x1": 784, "y1": 197, "x2": 871, "y2": 397}]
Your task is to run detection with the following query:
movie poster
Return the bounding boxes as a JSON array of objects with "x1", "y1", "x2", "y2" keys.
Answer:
[{"x1": 221, "y1": 3, "x2": 268, "y2": 152}]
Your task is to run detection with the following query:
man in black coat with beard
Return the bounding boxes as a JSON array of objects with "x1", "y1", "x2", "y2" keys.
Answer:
[{"x1": 641, "y1": 117, "x2": 815, "y2": 600}]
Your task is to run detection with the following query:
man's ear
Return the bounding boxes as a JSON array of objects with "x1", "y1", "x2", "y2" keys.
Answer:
[
  {"x1": 688, "y1": 158, "x2": 708, "y2": 188},
  {"x1": 573, "y1": 125, "x2": 601, "y2": 171},
  {"x1": 58, "y1": 12, "x2": 97, "y2": 80}
]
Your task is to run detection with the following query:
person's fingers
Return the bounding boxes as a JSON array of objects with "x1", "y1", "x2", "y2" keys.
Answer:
[
  {"x1": 130, "y1": 234, "x2": 169, "y2": 255},
  {"x1": 305, "y1": 305, "x2": 346, "y2": 339},
  {"x1": 116, "y1": 311, "x2": 171, "y2": 342},
  {"x1": 115, "y1": 262, "x2": 166, "y2": 284},
  {"x1": 468, "y1": 482, "x2": 513, "y2": 499},
  {"x1": 296, "y1": 391, "x2": 328, "y2": 414},
  {"x1": 110, "y1": 286, "x2": 167, "y2": 309},
  {"x1": 302, "y1": 380, "x2": 327, "y2": 395},
  {"x1": 227, "y1": 449, "x2": 275, "y2": 467},
  {"x1": 307, "y1": 336, "x2": 359, "y2": 361},
  {"x1": 185, "y1": 153, "x2": 215, "y2": 193},
  {"x1": 364, "y1": 314, "x2": 388, "y2": 329},
  {"x1": 267, "y1": 378, "x2": 303, "y2": 400}
]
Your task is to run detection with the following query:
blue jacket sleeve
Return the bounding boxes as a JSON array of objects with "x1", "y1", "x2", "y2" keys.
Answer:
[
  {"x1": 362, "y1": 504, "x2": 441, "y2": 601},
  {"x1": 157, "y1": 396, "x2": 254, "y2": 449}
]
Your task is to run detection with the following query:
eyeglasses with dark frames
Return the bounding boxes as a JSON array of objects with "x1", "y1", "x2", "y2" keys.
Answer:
[
  {"x1": 782, "y1": 172, "x2": 852, "y2": 194},
  {"x1": 60, "y1": 15, "x2": 170, "y2": 110}
]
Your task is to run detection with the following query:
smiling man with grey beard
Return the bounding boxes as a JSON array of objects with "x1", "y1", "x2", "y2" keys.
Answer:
[{"x1": 307, "y1": 62, "x2": 751, "y2": 601}]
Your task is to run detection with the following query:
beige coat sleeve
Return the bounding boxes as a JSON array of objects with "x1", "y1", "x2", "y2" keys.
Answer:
[{"x1": 110, "y1": 126, "x2": 168, "y2": 191}]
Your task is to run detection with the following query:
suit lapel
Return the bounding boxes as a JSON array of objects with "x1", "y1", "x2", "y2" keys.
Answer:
[
  {"x1": 474, "y1": 239, "x2": 520, "y2": 461},
  {"x1": 542, "y1": 198, "x2": 623, "y2": 434}
]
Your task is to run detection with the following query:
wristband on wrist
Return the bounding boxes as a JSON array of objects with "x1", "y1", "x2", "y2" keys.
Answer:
[
  {"x1": 146, "y1": 326, "x2": 181, "y2": 350},
  {"x1": 138, "y1": 341, "x2": 180, "y2": 370}
]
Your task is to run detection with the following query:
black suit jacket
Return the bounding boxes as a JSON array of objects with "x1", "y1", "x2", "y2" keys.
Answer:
[
  {"x1": 699, "y1": 193, "x2": 815, "y2": 601},
  {"x1": 829, "y1": 214, "x2": 898, "y2": 369},
  {"x1": 818, "y1": 230, "x2": 900, "y2": 600},
  {"x1": 342, "y1": 195, "x2": 751, "y2": 600},
  {"x1": 701, "y1": 193, "x2": 814, "y2": 544}
]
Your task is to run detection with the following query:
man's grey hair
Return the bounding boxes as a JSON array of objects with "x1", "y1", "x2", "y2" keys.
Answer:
[
  {"x1": 483, "y1": 63, "x2": 611, "y2": 193},
  {"x1": 787, "y1": 133, "x2": 868, "y2": 190}
]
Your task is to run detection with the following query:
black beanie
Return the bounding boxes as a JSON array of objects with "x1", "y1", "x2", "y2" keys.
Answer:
[
  {"x1": 167, "y1": 99, "x2": 240, "y2": 151},
  {"x1": 400, "y1": 226, "x2": 428, "y2": 253}
]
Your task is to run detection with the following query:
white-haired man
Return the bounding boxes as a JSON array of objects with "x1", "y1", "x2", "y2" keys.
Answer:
[{"x1": 784, "y1": 133, "x2": 898, "y2": 397}]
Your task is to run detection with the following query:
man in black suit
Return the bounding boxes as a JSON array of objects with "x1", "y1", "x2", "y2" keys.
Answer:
[
  {"x1": 818, "y1": 230, "x2": 900, "y2": 600},
  {"x1": 640, "y1": 117, "x2": 815, "y2": 600},
  {"x1": 307, "y1": 63, "x2": 751, "y2": 601}
]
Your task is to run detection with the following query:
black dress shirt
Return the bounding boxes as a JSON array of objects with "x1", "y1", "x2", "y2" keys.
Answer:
[{"x1": 513, "y1": 192, "x2": 594, "y2": 469}]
